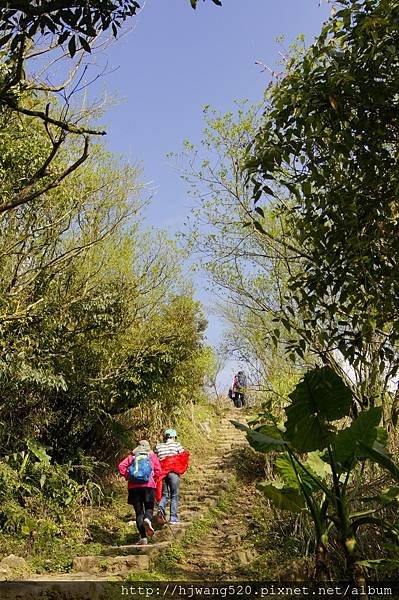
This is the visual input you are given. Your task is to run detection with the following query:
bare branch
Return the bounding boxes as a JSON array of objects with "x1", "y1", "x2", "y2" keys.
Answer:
[{"x1": 1, "y1": 98, "x2": 106, "y2": 135}]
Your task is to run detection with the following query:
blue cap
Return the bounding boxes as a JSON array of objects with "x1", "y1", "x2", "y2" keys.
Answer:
[{"x1": 164, "y1": 428, "x2": 177, "y2": 438}]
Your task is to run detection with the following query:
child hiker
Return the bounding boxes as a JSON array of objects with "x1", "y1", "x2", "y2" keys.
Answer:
[{"x1": 155, "y1": 429, "x2": 189, "y2": 525}]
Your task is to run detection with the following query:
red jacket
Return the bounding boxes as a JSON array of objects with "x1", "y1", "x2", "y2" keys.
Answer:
[
  {"x1": 155, "y1": 450, "x2": 190, "y2": 502},
  {"x1": 118, "y1": 452, "x2": 162, "y2": 489}
]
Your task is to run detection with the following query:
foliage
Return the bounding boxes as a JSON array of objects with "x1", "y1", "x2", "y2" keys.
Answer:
[
  {"x1": 0, "y1": 0, "x2": 222, "y2": 57},
  {"x1": 234, "y1": 366, "x2": 399, "y2": 579},
  {"x1": 0, "y1": 1, "x2": 140, "y2": 56},
  {"x1": 0, "y1": 90, "x2": 208, "y2": 468},
  {"x1": 247, "y1": 0, "x2": 399, "y2": 406},
  {"x1": 177, "y1": 102, "x2": 308, "y2": 399}
]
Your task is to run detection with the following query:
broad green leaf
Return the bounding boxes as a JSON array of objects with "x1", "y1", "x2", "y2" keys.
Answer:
[
  {"x1": 285, "y1": 367, "x2": 352, "y2": 452},
  {"x1": 257, "y1": 481, "x2": 305, "y2": 513},
  {"x1": 231, "y1": 421, "x2": 286, "y2": 453},
  {"x1": 230, "y1": 420, "x2": 249, "y2": 432},
  {"x1": 276, "y1": 453, "x2": 325, "y2": 493},
  {"x1": 247, "y1": 427, "x2": 286, "y2": 453},
  {"x1": 333, "y1": 407, "x2": 381, "y2": 470},
  {"x1": 286, "y1": 413, "x2": 334, "y2": 453},
  {"x1": 359, "y1": 441, "x2": 399, "y2": 481},
  {"x1": 305, "y1": 451, "x2": 332, "y2": 479},
  {"x1": 275, "y1": 454, "x2": 299, "y2": 488}
]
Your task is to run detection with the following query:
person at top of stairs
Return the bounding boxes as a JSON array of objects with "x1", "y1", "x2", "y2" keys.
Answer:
[
  {"x1": 118, "y1": 440, "x2": 162, "y2": 545},
  {"x1": 155, "y1": 429, "x2": 189, "y2": 525}
]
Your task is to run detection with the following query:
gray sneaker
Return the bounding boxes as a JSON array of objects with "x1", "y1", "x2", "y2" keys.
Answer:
[{"x1": 137, "y1": 537, "x2": 148, "y2": 545}]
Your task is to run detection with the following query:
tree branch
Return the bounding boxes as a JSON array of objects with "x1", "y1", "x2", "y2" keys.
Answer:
[
  {"x1": 0, "y1": 136, "x2": 89, "y2": 214},
  {"x1": 1, "y1": 98, "x2": 106, "y2": 135}
]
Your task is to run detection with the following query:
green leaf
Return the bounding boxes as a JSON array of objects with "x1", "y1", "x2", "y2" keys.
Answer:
[
  {"x1": 276, "y1": 453, "x2": 325, "y2": 493},
  {"x1": 257, "y1": 481, "x2": 305, "y2": 513},
  {"x1": 255, "y1": 206, "x2": 264, "y2": 218},
  {"x1": 26, "y1": 440, "x2": 51, "y2": 464},
  {"x1": 79, "y1": 36, "x2": 92, "y2": 53},
  {"x1": 333, "y1": 407, "x2": 382, "y2": 470},
  {"x1": 285, "y1": 367, "x2": 352, "y2": 452},
  {"x1": 231, "y1": 421, "x2": 286, "y2": 453},
  {"x1": 68, "y1": 35, "x2": 77, "y2": 58},
  {"x1": 253, "y1": 220, "x2": 266, "y2": 234},
  {"x1": 305, "y1": 451, "x2": 332, "y2": 479},
  {"x1": 359, "y1": 441, "x2": 399, "y2": 481},
  {"x1": 57, "y1": 31, "x2": 69, "y2": 45},
  {"x1": 247, "y1": 427, "x2": 286, "y2": 453}
]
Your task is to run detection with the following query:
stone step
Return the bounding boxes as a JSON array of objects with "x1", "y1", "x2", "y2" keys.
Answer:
[
  {"x1": 181, "y1": 495, "x2": 219, "y2": 504},
  {"x1": 72, "y1": 553, "x2": 149, "y2": 574},
  {"x1": 182, "y1": 502, "x2": 209, "y2": 510},
  {"x1": 185, "y1": 479, "x2": 229, "y2": 488},
  {"x1": 102, "y1": 541, "x2": 170, "y2": 557},
  {"x1": 153, "y1": 525, "x2": 190, "y2": 542},
  {"x1": 27, "y1": 572, "x2": 118, "y2": 581},
  {"x1": 180, "y1": 510, "x2": 200, "y2": 520},
  {"x1": 184, "y1": 477, "x2": 224, "y2": 484},
  {"x1": 182, "y1": 497, "x2": 217, "y2": 506}
]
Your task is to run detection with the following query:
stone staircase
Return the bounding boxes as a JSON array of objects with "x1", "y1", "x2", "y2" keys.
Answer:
[{"x1": 28, "y1": 410, "x2": 247, "y2": 581}]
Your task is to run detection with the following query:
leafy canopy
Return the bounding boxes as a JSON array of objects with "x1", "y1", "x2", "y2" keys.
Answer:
[
  {"x1": 0, "y1": 0, "x2": 222, "y2": 56},
  {"x1": 247, "y1": 0, "x2": 399, "y2": 379}
]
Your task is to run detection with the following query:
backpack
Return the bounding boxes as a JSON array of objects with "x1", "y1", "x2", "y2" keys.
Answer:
[
  {"x1": 128, "y1": 452, "x2": 153, "y2": 484},
  {"x1": 237, "y1": 372, "x2": 247, "y2": 388}
]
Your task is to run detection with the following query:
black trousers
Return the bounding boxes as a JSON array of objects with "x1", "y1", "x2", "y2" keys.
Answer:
[
  {"x1": 233, "y1": 391, "x2": 245, "y2": 407},
  {"x1": 128, "y1": 487, "x2": 155, "y2": 538}
]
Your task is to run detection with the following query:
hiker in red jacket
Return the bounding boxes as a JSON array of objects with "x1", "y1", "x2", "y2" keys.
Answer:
[
  {"x1": 118, "y1": 440, "x2": 162, "y2": 545},
  {"x1": 155, "y1": 429, "x2": 189, "y2": 525}
]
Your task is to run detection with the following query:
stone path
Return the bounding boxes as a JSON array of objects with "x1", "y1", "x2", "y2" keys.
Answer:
[
  {"x1": 25, "y1": 408, "x2": 248, "y2": 582},
  {"x1": 164, "y1": 413, "x2": 259, "y2": 580}
]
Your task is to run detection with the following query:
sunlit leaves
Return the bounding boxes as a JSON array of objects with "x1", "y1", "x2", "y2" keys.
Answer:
[{"x1": 247, "y1": 0, "x2": 399, "y2": 382}]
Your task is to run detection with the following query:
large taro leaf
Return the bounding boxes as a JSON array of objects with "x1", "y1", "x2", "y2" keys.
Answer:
[
  {"x1": 275, "y1": 453, "x2": 326, "y2": 494},
  {"x1": 231, "y1": 421, "x2": 286, "y2": 453},
  {"x1": 257, "y1": 481, "x2": 305, "y2": 513},
  {"x1": 305, "y1": 451, "x2": 332, "y2": 480},
  {"x1": 359, "y1": 441, "x2": 399, "y2": 481},
  {"x1": 285, "y1": 366, "x2": 352, "y2": 452},
  {"x1": 332, "y1": 407, "x2": 381, "y2": 470}
]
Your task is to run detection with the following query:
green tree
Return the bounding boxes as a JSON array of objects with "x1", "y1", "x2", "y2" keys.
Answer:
[
  {"x1": 0, "y1": 103, "x2": 208, "y2": 463},
  {"x1": 247, "y1": 0, "x2": 399, "y2": 414},
  {"x1": 177, "y1": 102, "x2": 313, "y2": 401},
  {"x1": 0, "y1": 0, "x2": 223, "y2": 216}
]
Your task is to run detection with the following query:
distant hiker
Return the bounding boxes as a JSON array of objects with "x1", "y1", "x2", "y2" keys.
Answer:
[
  {"x1": 118, "y1": 440, "x2": 162, "y2": 545},
  {"x1": 155, "y1": 429, "x2": 189, "y2": 525},
  {"x1": 232, "y1": 370, "x2": 247, "y2": 408}
]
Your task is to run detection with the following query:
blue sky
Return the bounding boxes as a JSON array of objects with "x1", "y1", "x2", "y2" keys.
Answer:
[{"x1": 91, "y1": 0, "x2": 331, "y2": 388}]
